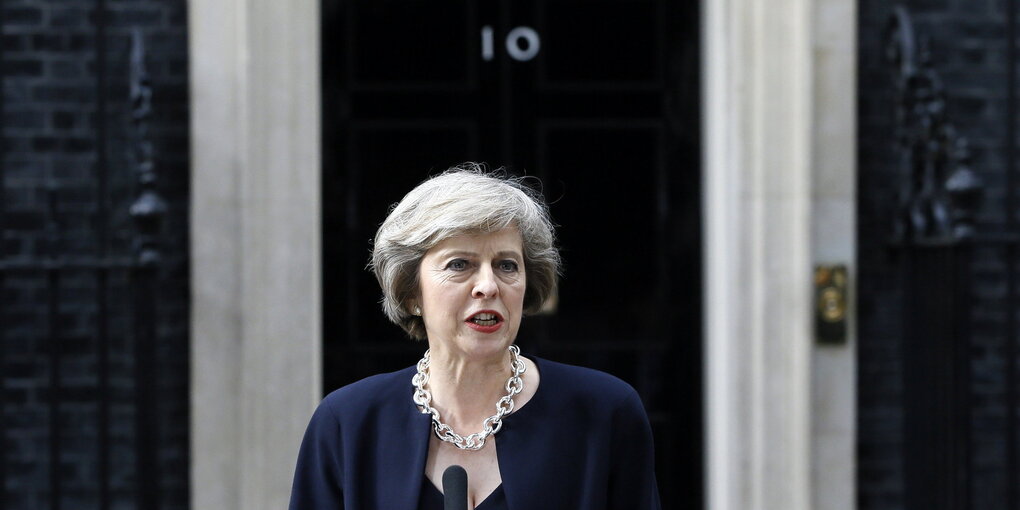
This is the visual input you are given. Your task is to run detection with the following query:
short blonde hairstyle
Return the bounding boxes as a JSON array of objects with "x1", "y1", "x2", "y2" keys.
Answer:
[{"x1": 370, "y1": 163, "x2": 561, "y2": 340}]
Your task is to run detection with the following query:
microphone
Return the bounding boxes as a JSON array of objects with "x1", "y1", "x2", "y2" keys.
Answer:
[{"x1": 442, "y1": 465, "x2": 468, "y2": 510}]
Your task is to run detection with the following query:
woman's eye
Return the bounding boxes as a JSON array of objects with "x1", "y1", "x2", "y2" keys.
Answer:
[
  {"x1": 499, "y1": 260, "x2": 519, "y2": 272},
  {"x1": 446, "y1": 259, "x2": 468, "y2": 271}
]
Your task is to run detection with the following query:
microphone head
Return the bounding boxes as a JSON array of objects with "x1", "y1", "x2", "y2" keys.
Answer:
[{"x1": 442, "y1": 465, "x2": 468, "y2": 510}]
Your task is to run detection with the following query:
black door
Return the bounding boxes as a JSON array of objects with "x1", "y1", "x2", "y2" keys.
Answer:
[{"x1": 322, "y1": 1, "x2": 701, "y2": 507}]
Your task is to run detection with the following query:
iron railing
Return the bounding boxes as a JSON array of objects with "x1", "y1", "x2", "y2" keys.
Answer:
[
  {"x1": 0, "y1": 19, "x2": 166, "y2": 510},
  {"x1": 885, "y1": 5, "x2": 1019, "y2": 509}
]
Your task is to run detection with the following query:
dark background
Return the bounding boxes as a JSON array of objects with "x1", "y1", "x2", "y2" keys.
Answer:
[
  {"x1": 320, "y1": 0, "x2": 702, "y2": 508},
  {"x1": 0, "y1": 1, "x2": 189, "y2": 509},
  {"x1": 857, "y1": 0, "x2": 1020, "y2": 509}
]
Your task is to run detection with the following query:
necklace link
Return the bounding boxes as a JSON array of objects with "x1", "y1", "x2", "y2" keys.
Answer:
[{"x1": 412, "y1": 345, "x2": 525, "y2": 451}]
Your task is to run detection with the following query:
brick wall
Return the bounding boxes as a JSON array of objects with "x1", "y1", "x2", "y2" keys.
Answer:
[
  {"x1": 1, "y1": 1, "x2": 188, "y2": 509},
  {"x1": 858, "y1": 0, "x2": 1018, "y2": 509}
]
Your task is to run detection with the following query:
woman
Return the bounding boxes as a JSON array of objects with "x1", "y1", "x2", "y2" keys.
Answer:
[{"x1": 289, "y1": 165, "x2": 661, "y2": 510}]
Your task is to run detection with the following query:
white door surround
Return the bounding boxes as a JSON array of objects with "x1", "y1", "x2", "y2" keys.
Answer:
[{"x1": 188, "y1": 0, "x2": 856, "y2": 508}]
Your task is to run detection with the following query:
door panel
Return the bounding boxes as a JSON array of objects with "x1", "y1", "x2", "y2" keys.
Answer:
[
  {"x1": 322, "y1": 1, "x2": 701, "y2": 507},
  {"x1": 539, "y1": 1, "x2": 662, "y2": 86}
]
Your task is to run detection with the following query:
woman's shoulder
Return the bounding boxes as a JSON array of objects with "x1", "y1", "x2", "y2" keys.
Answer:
[
  {"x1": 317, "y1": 365, "x2": 418, "y2": 423},
  {"x1": 532, "y1": 356, "x2": 642, "y2": 407}
]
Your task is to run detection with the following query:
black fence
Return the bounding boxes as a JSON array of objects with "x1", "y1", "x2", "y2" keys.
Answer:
[
  {"x1": 0, "y1": 19, "x2": 167, "y2": 510},
  {"x1": 885, "y1": 6, "x2": 1020, "y2": 509}
]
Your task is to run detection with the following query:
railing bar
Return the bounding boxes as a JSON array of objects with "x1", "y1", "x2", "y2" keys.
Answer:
[
  {"x1": 131, "y1": 265, "x2": 159, "y2": 510},
  {"x1": 1009, "y1": 0, "x2": 1018, "y2": 231},
  {"x1": 1007, "y1": 244, "x2": 1018, "y2": 510},
  {"x1": 959, "y1": 248, "x2": 973, "y2": 510},
  {"x1": 936, "y1": 252, "x2": 944, "y2": 508},
  {"x1": 94, "y1": 0, "x2": 111, "y2": 505},
  {"x1": 47, "y1": 269, "x2": 61, "y2": 510},
  {"x1": 0, "y1": 0, "x2": 8, "y2": 506},
  {"x1": 0, "y1": 275, "x2": 6, "y2": 510},
  {"x1": 97, "y1": 269, "x2": 110, "y2": 510},
  {"x1": 44, "y1": 182, "x2": 62, "y2": 510},
  {"x1": 126, "y1": 26, "x2": 163, "y2": 510},
  {"x1": 127, "y1": 266, "x2": 137, "y2": 507},
  {"x1": 96, "y1": 0, "x2": 109, "y2": 257},
  {"x1": 902, "y1": 249, "x2": 917, "y2": 506},
  {"x1": 1007, "y1": 0, "x2": 1018, "y2": 508},
  {"x1": 0, "y1": 278, "x2": 6, "y2": 510},
  {"x1": 0, "y1": 281, "x2": 5, "y2": 510}
]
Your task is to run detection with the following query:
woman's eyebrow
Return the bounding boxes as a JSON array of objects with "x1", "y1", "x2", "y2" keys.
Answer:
[
  {"x1": 439, "y1": 250, "x2": 478, "y2": 258},
  {"x1": 495, "y1": 250, "x2": 523, "y2": 260},
  {"x1": 438, "y1": 249, "x2": 522, "y2": 259}
]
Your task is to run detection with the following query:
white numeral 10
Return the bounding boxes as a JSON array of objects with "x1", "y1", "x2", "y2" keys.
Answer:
[{"x1": 481, "y1": 25, "x2": 541, "y2": 62}]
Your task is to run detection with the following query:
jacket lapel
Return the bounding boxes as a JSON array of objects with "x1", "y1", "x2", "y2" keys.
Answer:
[{"x1": 373, "y1": 377, "x2": 433, "y2": 509}]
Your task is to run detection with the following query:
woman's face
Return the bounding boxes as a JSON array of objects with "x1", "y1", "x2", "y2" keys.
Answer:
[{"x1": 416, "y1": 227, "x2": 526, "y2": 360}]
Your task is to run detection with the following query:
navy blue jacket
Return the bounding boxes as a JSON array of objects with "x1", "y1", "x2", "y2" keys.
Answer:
[{"x1": 288, "y1": 356, "x2": 661, "y2": 510}]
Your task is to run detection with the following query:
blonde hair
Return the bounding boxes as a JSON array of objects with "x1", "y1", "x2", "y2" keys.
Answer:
[{"x1": 370, "y1": 163, "x2": 561, "y2": 339}]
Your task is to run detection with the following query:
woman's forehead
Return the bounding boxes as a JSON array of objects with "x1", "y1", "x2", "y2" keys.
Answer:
[{"x1": 427, "y1": 228, "x2": 523, "y2": 256}]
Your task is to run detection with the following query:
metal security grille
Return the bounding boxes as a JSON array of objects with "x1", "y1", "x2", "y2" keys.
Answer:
[
  {"x1": 0, "y1": 13, "x2": 167, "y2": 510},
  {"x1": 321, "y1": 1, "x2": 702, "y2": 508},
  {"x1": 884, "y1": 6, "x2": 1020, "y2": 509}
]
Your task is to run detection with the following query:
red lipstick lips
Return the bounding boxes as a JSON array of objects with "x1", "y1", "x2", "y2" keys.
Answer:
[{"x1": 465, "y1": 310, "x2": 504, "y2": 333}]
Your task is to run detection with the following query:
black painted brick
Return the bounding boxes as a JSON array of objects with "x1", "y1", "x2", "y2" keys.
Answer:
[
  {"x1": 30, "y1": 85, "x2": 94, "y2": 103},
  {"x1": 3, "y1": 7, "x2": 44, "y2": 26},
  {"x1": 49, "y1": 59, "x2": 84, "y2": 79},
  {"x1": 47, "y1": 111, "x2": 76, "y2": 133},
  {"x1": 858, "y1": 0, "x2": 1020, "y2": 509},
  {"x1": 31, "y1": 34, "x2": 66, "y2": 51},
  {"x1": 3, "y1": 58, "x2": 44, "y2": 77},
  {"x1": 49, "y1": 7, "x2": 85, "y2": 28},
  {"x1": 2, "y1": 0, "x2": 190, "y2": 509},
  {"x1": 3, "y1": 110, "x2": 46, "y2": 130},
  {"x1": 4, "y1": 34, "x2": 29, "y2": 52},
  {"x1": 67, "y1": 34, "x2": 92, "y2": 51}
]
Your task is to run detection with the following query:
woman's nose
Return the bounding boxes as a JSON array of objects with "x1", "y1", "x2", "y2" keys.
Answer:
[{"x1": 472, "y1": 266, "x2": 499, "y2": 298}]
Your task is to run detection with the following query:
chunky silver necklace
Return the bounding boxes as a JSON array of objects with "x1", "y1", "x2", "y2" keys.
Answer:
[{"x1": 412, "y1": 344, "x2": 526, "y2": 451}]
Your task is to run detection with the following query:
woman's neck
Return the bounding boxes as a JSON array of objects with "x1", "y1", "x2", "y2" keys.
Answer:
[{"x1": 424, "y1": 346, "x2": 513, "y2": 432}]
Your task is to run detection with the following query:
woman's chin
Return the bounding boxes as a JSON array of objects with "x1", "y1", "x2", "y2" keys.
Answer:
[
  {"x1": 426, "y1": 323, "x2": 520, "y2": 360},
  {"x1": 455, "y1": 331, "x2": 516, "y2": 357}
]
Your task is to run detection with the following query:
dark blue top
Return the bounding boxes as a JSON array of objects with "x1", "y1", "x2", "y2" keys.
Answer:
[{"x1": 288, "y1": 356, "x2": 661, "y2": 510}]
